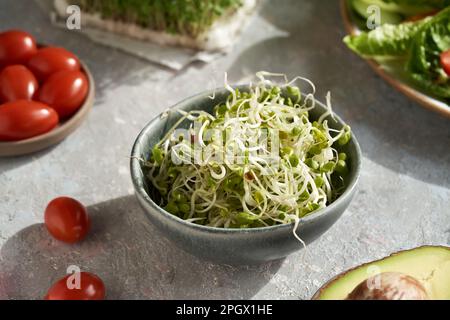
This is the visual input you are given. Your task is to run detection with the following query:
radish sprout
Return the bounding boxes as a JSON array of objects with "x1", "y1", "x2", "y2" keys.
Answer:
[{"x1": 144, "y1": 72, "x2": 351, "y2": 230}]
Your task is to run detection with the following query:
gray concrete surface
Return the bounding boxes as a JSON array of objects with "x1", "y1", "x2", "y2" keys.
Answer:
[{"x1": 0, "y1": 0, "x2": 449, "y2": 299}]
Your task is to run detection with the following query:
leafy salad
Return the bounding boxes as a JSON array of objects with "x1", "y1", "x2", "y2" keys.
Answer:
[
  {"x1": 144, "y1": 72, "x2": 352, "y2": 232},
  {"x1": 344, "y1": 0, "x2": 450, "y2": 99}
]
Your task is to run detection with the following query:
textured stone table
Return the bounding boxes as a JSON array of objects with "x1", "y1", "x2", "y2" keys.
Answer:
[{"x1": 0, "y1": 0, "x2": 449, "y2": 299}]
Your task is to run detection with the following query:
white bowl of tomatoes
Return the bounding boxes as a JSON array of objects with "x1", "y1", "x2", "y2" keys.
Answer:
[{"x1": 0, "y1": 30, "x2": 94, "y2": 156}]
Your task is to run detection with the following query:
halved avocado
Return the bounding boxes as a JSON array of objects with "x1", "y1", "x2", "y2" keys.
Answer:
[{"x1": 313, "y1": 246, "x2": 450, "y2": 300}]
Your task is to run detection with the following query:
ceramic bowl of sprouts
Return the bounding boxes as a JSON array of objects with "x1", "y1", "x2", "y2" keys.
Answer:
[{"x1": 130, "y1": 72, "x2": 361, "y2": 265}]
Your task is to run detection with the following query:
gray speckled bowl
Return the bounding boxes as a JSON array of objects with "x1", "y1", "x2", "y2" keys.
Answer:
[{"x1": 130, "y1": 85, "x2": 361, "y2": 265}]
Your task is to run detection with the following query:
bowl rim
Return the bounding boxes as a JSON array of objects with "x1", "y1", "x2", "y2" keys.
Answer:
[{"x1": 130, "y1": 85, "x2": 362, "y2": 234}]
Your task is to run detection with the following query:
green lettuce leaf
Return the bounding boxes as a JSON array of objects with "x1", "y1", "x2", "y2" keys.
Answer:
[
  {"x1": 406, "y1": 7, "x2": 450, "y2": 97},
  {"x1": 344, "y1": 19, "x2": 428, "y2": 57}
]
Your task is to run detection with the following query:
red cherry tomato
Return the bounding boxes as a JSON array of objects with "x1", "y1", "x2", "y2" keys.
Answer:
[
  {"x1": 0, "y1": 65, "x2": 38, "y2": 102},
  {"x1": 440, "y1": 49, "x2": 450, "y2": 76},
  {"x1": 45, "y1": 272, "x2": 105, "y2": 300},
  {"x1": 44, "y1": 196, "x2": 90, "y2": 243},
  {"x1": 27, "y1": 47, "x2": 80, "y2": 81},
  {"x1": 0, "y1": 100, "x2": 58, "y2": 141},
  {"x1": 0, "y1": 30, "x2": 37, "y2": 67},
  {"x1": 38, "y1": 70, "x2": 88, "y2": 119}
]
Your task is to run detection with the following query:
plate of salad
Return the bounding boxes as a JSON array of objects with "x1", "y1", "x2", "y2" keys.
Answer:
[{"x1": 340, "y1": 0, "x2": 450, "y2": 117}]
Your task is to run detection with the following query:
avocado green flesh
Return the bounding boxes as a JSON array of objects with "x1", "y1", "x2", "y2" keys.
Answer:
[{"x1": 315, "y1": 246, "x2": 450, "y2": 300}]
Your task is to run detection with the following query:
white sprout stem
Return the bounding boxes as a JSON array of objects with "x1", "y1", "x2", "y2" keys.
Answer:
[{"x1": 146, "y1": 71, "x2": 349, "y2": 245}]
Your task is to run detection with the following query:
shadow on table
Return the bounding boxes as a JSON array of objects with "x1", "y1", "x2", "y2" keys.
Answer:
[
  {"x1": 0, "y1": 195, "x2": 282, "y2": 299},
  {"x1": 227, "y1": 0, "x2": 450, "y2": 188},
  {"x1": 0, "y1": 144, "x2": 59, "y2": 175}
]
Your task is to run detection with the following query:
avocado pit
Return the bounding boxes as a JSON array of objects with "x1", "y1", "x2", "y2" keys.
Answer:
[{"x1": 346, "y1": 272, "x2": 428, "y2": 300}]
